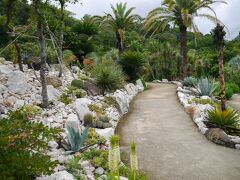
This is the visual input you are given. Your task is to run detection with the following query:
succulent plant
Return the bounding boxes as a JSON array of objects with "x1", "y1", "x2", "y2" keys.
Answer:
[{"x1": 99, "y1": 115, "x2": 110, "y2": 123}]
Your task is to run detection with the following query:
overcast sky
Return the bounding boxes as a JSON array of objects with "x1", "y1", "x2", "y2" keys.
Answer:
[{"x1": 67, "y1": 0, "x2": 240, "y2": 39}]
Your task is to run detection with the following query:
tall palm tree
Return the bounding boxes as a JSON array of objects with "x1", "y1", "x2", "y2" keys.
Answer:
[
  {"x1": 211, "y1": 24, "x2": 226, "y2": 111},
  {"x1": 144, "y1": 0, "x2": 226, "y2": 78},
  {"x1": 103, "y1": 3, "x2": 138, "y2": 53}
]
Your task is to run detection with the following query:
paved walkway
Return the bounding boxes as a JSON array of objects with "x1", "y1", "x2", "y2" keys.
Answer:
[{"x1": 116, "y1": 83, "x2": 240, "y2": 180}]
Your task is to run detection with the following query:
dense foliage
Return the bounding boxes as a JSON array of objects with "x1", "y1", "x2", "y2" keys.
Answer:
[{"x1": 0, "y1": 106, "x2": 61, "y2": 179}]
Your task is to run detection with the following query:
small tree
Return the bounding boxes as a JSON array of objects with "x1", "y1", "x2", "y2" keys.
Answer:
[{"x1": 211, "y1": 23, "x2": 226, "y2": 110}]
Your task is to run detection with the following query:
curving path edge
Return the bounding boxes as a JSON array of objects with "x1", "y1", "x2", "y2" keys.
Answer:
[{"x1": 116, "y1": 83, "x2": 240, "y2": 180}]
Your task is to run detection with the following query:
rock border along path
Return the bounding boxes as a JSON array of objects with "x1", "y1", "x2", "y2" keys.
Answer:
[{"x1": 116, "y1": 83, "x2": 240, "y2": 180}]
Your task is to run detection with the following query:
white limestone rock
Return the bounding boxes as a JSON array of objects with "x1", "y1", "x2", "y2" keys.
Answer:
[
  {"x1": 113, "y1": 90, "x2": 130, "y2": 115},
  {"x1": 6, "y1": 70, "x2": 28, "y2": 95},
  {"x1": 74, "y1": 98, "x2": 92, "y2": 121},
  {"x1": 14, "y1": 100, "x2": 25, "y2": 109},
  {"x1": 95, "y1": 167, "x2": 104, "y2": 175},
  {"x1": 95, "y1": 128, "x2": 114, "y2": 141},
  {"x1": 47, "y1": 85, "x2": 60, "y2": 101},
  {"x1": 136, "y1": 79, "x2": 144, "y2": 92},
  {"x1": 36, "y1": 171, "x2": 75, "y2": 180}
]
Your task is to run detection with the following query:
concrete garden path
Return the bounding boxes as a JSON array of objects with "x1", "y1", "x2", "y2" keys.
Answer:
[{"x1": 116, "y1": 83, "x2": 240, "y2": 180}]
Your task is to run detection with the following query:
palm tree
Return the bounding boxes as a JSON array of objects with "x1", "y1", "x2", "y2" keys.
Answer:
[
  {"x1": 144, "y1": 0, "x2": 226, "y2": 78},
  {"x1": 103, "y1": 3, "x2": 138, "y2": 53},
  {"x1": 211, "y1": 24, "x2": 226, "y2": 111}
]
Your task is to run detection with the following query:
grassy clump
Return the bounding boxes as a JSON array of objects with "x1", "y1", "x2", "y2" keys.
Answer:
[
  {"x1": 92, "y1": 60, "x2": 125, "y2": 95},
  {"x1": 0, "y1": 108, "x2": 61, "y2": 179},
  {"x1": 207, "y1": 106, "x2": 240, "y2": 136},
  {"x1": 85, "y1": 128, "x2": 106, "y2": 145}
]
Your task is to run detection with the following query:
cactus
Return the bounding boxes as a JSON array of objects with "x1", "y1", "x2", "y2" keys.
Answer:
[{"x1": 99, "y1": 115, "x2": 110, "y2": 123}]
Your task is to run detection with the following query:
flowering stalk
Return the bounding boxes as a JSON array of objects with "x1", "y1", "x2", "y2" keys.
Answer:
[
  {"x1": 130, "y1": 141, "x2": 138, "y2": 180},
  {"x1": 108, "y1": 135, "x2": 121, "y2": 179}
]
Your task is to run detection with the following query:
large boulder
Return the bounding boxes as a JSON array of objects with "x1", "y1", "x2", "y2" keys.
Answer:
[
  {"x1": 36, "y1": 171, "x2": 75, "y2": 180},
  {"x1": 47, "y1": 85, "x2": 60, "y2": 101},
  {"x1": 46, "y1": 76, "x2": 62, "y2": 87},
  {"x1": 0, "y1": 64, "x2": 13, "y2": 75},
  {"x1": 136, "y1": 79, "x2": 144, "y2": 92},
  {"x1": 95, "y1": 128, "x2": 114, "y2": 141},
  {"x1": 205, "y1": 128, "x2": 235, "y2": 148},
  {"x1": 6, "y1": 70, "x2": 28, "y2": 95},
  {"x1": 74, "y1": 98, "x2": 92, "y2": 121},
  {"x1": 125, "y1": 83, "x2": 138, "y2": 100},
  {"x1": 113, "y1": 90, "x2": 130, "y2": 115},
  {"x1": 82, "y1": 79, "x2": 102, "y2": 96}
]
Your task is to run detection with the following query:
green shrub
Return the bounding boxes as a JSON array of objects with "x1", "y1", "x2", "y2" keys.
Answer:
[
  {"x1": 207, "y1": 107, "x2": 240, "y2": 136},
  {"x1": 189, "y1": 98, "x2": 218, "y2": 107},
  {"x1": 85, "y1": 128, "x2": 106, "y2": 145},
  {"x1": 214, "y1": 83, "x2": 238, "y2": 100},
  {"x1": 71, "y1": 79, "x2": 83, "y2": 89},
  {"x1": 226, "y1": 83, "x2": 239, "y2": 93},
  {"x1": 80, "y1": 149, "x2": 108, "y2": 169},
  {"x1": 196, "y1": 78, "x2": 217, "y2": 96},
  {"x1": 92, "y1": 60, "x2": 125, "y2": 94},
  {"x1": 0, "y1": 108, "x2": 61, "y2": 179},
  {"x1": 182, "y1": 76, "x2": 197, "y2": 87},
  {"x1": 120, "y1": 51, "x2": 146, "y2": 81},
  {"x1": 59, "y1": 93, "x2": 72, "y2": 105},
  {"x1": 225, "y1": 87, "x2": 234, "y2": 100},
  {"x1": 66, "y1": 156, "x2": 85, "y2": 180}
]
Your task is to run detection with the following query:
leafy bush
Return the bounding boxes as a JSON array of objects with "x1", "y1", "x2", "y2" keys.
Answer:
[
  {"x1": 182, "y1": 76, "x2": 197, "y2": 87},
  {"x1": 71, "y1": 79, "x2": 83, "y2": 89},
  {"x1": 59, "y1": 93, "x2": 72, "y2": 105},
  {"x1": 214, "y1": 82, "x2": 239, "y2": 100},
  {"x1": 92, "y1": 60, "x2": 125, "y2": 94},
  {"x1": 62, "y1": 50, "x2": 78, "y2": 67},
  {"x1": 196, "y1": 78, "x2": 217, "y2": 96},
  {"x1": 207, "y1": 107, "x2": 240, "y2": 136},
  {"x1": 225, "y1": 87, "x2": 234, "y2": 100},
  {"x1": 226, "y1": 83, "x2": 239, "y2": 93},
  {"x1": 85, "y1": 128, "x2": 106, "y2": 145},
  {"x1": 120, "y1": 51, "x2": 145, "y2": 81},
  {"x1": 66, "y1": 156, "x2": 85, "y2": 180},
  {"x1": 79, "y1": 149, "x2": 108, "y2": 169},
  {"x1": 0, "y1": 108, "x2": 60, "y2": 179}
]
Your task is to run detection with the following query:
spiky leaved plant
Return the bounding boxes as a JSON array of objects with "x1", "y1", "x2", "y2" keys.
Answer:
[
  {"x1": 196, "y1": 78, "x2": 217, "y2": 96},
  {"x1": 108, "y1": 135, "x2": 121, "y2": 179},
  {"x1": 66, "y1": 113, "x2": 93, "y2": 153},
  {"x1": 182, "y1": 76, "x2": 197, "y2": 87},
  {"x1": 130, "y1": 141, "x2": 138, "y2": 180}
]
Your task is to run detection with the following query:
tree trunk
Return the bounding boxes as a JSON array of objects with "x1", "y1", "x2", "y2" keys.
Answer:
[
  {"x1": 218, "y1": 46, "x2": 226, "y2": 111},
  {"x1": 179, "y1": 25, "x2": 188, "y2": 78},
  {"x1": 5, "y1": 0, "x2": 23, "y2": 72},
  {"x1": 58, "y1": 3, "x2": 64, "y2": 77},
  {"x1": 13, "y1": 42, "x2": 23, "y2": 72},
  {"x1": 116, "y1": 29, "x2": 124, "y2": 53},
  {"x1": 35, "y1": 0, "x2": 48, "y2": 108}
]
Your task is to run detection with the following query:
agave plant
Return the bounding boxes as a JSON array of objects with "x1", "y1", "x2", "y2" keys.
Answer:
[
  {"x1": 66, "y1": 113, "x2": 93, "y2": 153},
  {"x1": 207, "y1": 107, "x2": 240, "y2": 136},
  {"x1": 195, "y1": 78, "x2": 217, "y2": 96},
  {"x1": 182, "y1": 76, "x2": 197, "y2": 87}
]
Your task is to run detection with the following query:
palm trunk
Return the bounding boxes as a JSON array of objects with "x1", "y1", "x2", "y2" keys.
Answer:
[
  {"x1": 58, "y1": 3, "x2": 64, "y2": 77},
  {"x1": 179, "y1": 25, "x2": 188, "y2": 78},
  {"x1": 116, "y1": 29, "x2": 124, "y2": 53},
  {"x1": 35, "y1": 0, "x2": 48, "y2": 108},
  {"x1": 218, "y1": 46, "x2": 226, "y2": 111}
]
